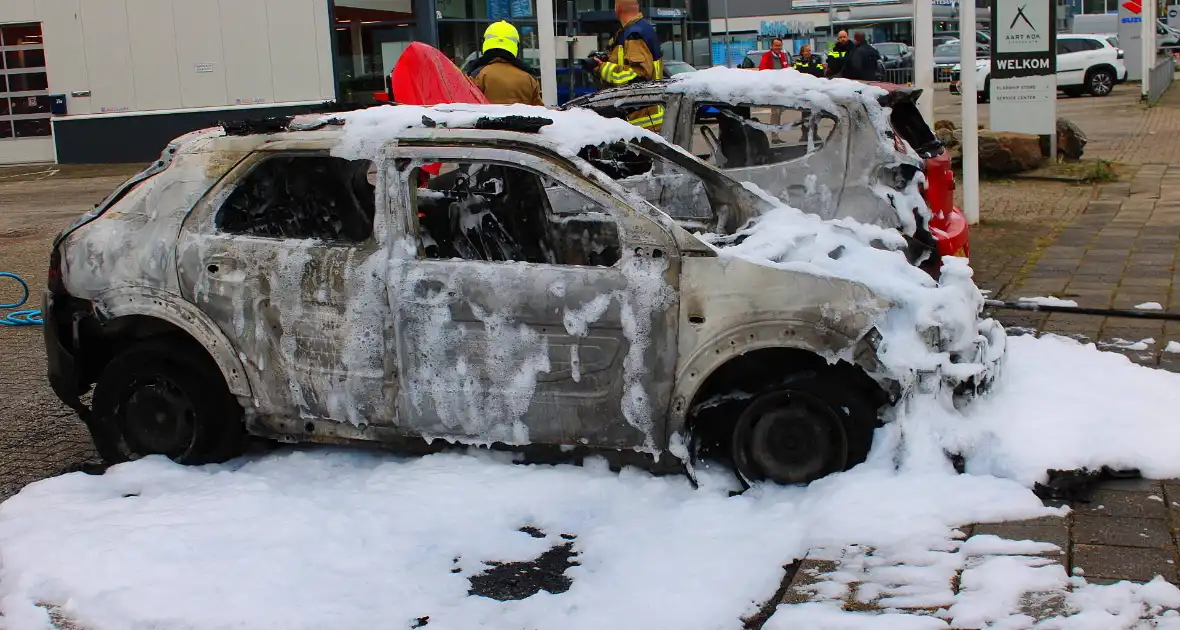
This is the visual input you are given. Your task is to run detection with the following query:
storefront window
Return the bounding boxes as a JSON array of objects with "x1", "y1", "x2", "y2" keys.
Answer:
[
  {"x1": 0, "y1": 22, "x2": 50, "y2": 139},
  {"x1": 333, "y1": 2, "x2": 416, "y2": 103}
]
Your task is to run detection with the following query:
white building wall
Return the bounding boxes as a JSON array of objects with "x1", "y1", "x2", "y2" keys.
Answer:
[{"x1": 0, "y1": 0, "x2": 334, "y2": 163}]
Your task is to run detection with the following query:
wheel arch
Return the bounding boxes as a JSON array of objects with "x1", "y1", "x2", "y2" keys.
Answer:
[
  {"x1": 1086, "y1": 63, "x2": 1118, "y2": 83},
  {"x1": 665, "y1": 320, "x2": 896, "y2": 443},
  {"x1": 88, "y1": 287, "x2": 252, "y2": 400}
]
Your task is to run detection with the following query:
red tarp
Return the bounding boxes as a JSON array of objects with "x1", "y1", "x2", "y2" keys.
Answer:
[
  {"x1": 389, "y1": 42, "x2": 490, "y2": 177},
  {"x1": 391, "y1": 42, "x2": 489, "y2": 106}
]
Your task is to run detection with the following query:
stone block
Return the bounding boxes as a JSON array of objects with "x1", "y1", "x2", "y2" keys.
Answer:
[
  {"x1": 1073, "y1": 515, "x2": 1174, "y2": 548},
  {"x1": 1072, "y1": 544, "x2": 1178, "y2": 582},
  {"x1": 971, "y1": 522, "x2": 1069, "y2": 556},
  {"x1": 1072, "y1": 489, "x2": 1171, "y2": 520}
]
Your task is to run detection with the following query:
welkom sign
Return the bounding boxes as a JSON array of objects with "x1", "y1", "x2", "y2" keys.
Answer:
[{"x1": 989, "y1": 0, "x2": 1057, "y2": 138}]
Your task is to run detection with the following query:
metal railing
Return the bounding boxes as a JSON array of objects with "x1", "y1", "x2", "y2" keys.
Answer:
[
  {"x1": 881, "y1": 67, "x2": 915, "y2": 85},
  {"x1": 1147, "y1": 54, "x2": 1176, "y2": 105}
]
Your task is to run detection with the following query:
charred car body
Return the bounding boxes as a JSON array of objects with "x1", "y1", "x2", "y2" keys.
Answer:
[
  {"x1": 563, "y1": 68, "x2": 970, "y2": 263},
  {"x1": 44, "y1": 104, "x2": 1002, "y2": 486}
]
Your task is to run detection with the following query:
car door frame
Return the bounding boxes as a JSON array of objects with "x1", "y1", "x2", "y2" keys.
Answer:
[
  {"x1": 176, "y1": 141, "x2": 399, "y2": 429},
  {"x1": 1056, "y1": 39, "x2": 1087, "y2": 87},
  {"x1": 382, "y1": 139, "x2": 683, "y2": 451}
]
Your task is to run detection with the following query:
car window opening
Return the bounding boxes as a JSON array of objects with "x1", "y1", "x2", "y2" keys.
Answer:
[
  {"x1": 887, "y1": 101, "x2": 940, "y2": 159},
  {"x1": 691, "y1": 104, "x2": 837, "y2": 168},
  {"x1": 216, "y1": 155, "x2": 376, "y2": 243},
  {"x1": 412, "y1": 161, "x2": 621, "y2": 267},
  {"x1": 578, "y1": 142, "x2": 718, "y2": 224}
]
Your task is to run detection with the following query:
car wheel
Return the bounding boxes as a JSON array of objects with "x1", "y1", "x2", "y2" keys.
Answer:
[
  {"x1": 92, "y1": 338, "x2": 246, "y2": 465},
  {"x1": 979, "y1": 77, "x2": 991, "y2": 103},
  {"x1": 729, "y1": 370, "x2": 879, "y2": 486},
  {"x1": 1088, "y1": 68, "x2": 1115, "y2": 96}
]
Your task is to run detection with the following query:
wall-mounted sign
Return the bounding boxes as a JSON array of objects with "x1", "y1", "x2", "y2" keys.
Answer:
[
  {"x1": 1118, "y1": 0, "x2": 1144, "y2": 79},
  {"x1": 990, "y1": 0, "x2": 1057, "y2": 136},
  {"x1": 759, "y1": 19, "x2": 818, "y2": 35},
  {"x1": 652, "y1": 7, "x2": 689, "y2": 18},
  {"x1": 488, "y1": 0, "x2": 532, "y2": 19},
  {"x1": 194, "y1": 62, "x2": 214, "y2": 73}
]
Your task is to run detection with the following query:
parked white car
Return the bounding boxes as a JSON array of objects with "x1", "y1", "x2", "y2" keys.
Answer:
[{"x1": 950, "y1": 33, "x2": 1127, "y2": 102}]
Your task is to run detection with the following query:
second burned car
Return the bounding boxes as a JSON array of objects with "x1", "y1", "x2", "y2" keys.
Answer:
[
  {"x1": 44, "y1": 103, "x2": 1004, "y2": 487},
  {"x1": 564, "y1": 67, "x2": 970, "y2": 265}
]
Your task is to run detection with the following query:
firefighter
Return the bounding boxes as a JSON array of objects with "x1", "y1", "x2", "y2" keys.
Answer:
[
  {"x1": 585, "y1": 0, "x2": 664, "y2": 131},
  {"x1": 468, "y1": 21, "x2": 543, "y2": 106},
  {"x1": 825, "y1": 30, "x2": 854, "y2": 78}
]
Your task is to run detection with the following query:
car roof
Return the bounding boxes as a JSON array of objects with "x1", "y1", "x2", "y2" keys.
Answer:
[
  {"x1": 171, "y1": 103, "x2": 671, "y2": 164},
  {"x1": 564, "y1": 67, "x2": 914, "y2": 111}
]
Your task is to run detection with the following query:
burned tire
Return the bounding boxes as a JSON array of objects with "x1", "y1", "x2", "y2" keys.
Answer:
[
  {"x1": 728, "y1": 369, "x2": 880, "y2": 487},
  {"x1": 91, "y1": 338, "x2": 246, "y2": 465}
]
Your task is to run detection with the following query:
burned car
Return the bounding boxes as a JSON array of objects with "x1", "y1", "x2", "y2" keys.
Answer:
[
  {"x1": 564, "y1": 67, "x2": 969, "y2": 262},
  {"x1": 44, "y1": 104, "x2": 1003, "y2": 487}
]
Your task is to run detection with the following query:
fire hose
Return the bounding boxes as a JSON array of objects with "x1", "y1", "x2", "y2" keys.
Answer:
[
  {"x1": 984, "y1": 299, "x2": 1180, "y2": 322},
  {"x1": 0, "y1": 272, "x2": 43, "y2": 327}
]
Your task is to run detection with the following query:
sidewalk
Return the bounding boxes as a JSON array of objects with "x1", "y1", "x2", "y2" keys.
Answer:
[{"x1": 988, "y1": 164, "x2": 1180, "y2": 372}]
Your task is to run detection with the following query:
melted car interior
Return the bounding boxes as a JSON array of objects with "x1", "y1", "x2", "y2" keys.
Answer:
[
  {"x1": 691, "y1": 104, "x2": 837, "y2": 169},
  {"x1": 411, "y1": 160, "x2": 621, "y2": 267},
  {"x1": 216, "y1": 154, "x2": 376, "y2": 243}
]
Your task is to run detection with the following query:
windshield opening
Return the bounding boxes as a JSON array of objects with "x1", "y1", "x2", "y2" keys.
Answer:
[
  {"x1": 575, "y1": 138, "x2": 763, "y2": 233},
  {"x1": 888, "y1": 100, "x2": 940, "y2": 159}
]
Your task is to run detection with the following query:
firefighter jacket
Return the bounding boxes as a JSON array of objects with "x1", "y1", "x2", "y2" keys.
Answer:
[
  {"x1": 469, "y1": 53, "x2": 543, "y2": 105},
  {"x1": 599, "y1": 15, "x2": 665, "y2": 131}
]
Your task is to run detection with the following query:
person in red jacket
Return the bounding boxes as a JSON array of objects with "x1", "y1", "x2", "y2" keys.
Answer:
[
  {"x1": 758, "y1": 38, "x2": 789, "y2": 141},
  {"x1": 758, "y1": 38, "x2": 790, "y2": 70}
]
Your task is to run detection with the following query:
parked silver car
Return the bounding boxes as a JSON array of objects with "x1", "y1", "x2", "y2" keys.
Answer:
[{"x1": 44, "y1": 106, "x2": 1000, "y2": 486}]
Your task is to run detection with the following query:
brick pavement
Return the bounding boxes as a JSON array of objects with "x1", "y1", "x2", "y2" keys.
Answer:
[{"x1": 986, "y1": 164, "x2": 1180, "y2": 371}]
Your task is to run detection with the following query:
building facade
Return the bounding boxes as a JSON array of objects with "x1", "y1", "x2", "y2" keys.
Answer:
[
  {"x1": 1, "y1": 0, "x2": 710, "y2": 165},
  {"x1": 707, "y1": 0, "x2": 1065, "y2": 55}
]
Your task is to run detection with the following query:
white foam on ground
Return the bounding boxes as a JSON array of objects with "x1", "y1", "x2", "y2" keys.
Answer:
[{"x1": 1, "y1": 335, "x2": 1179, "y2": 630}]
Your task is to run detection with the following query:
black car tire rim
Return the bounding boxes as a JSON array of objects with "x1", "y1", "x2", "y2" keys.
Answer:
[
  {"x1": 733, "y1": 390, "x2": 849, "y2": 485},
  {"x1": 120, "y1": 377, "x2": 197, "y2": 458}
]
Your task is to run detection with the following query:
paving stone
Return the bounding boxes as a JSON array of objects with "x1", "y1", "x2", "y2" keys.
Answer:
[
  {"x1": 1085, "y1": 200, "x2": 1122, "y2": 214},
  {"x1": 971, "y1": 523, "x2": 1069, "y2": 556},
  {"x1": 1073, "y1": 515, "x2": 1174, "y2": 548},
  {"x1": 1072, "y1": 489, "x2": 1172, "y2": 519},
  {"x1": 1098, "y1": 182, "x2": 1132, "y2": 199},
  {"x1": 1072, "y1": 544, "x2": 1179, "y2": 582},
  {"x1": 1019, "y1": 589, "x2": 1071, "y2": 622},
  {"x1": 1119, "y1": 276, "x2": 1173, "y2": 288},
  {"x1": 782, "y1": 555, "x2": 840, "y2": 604}
]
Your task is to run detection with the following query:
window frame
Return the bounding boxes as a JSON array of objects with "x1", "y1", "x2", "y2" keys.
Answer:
[
  {"x1": 0, "y1": 22, "x2": 50, "y2": 140},
  {"x1": 213, "y1": 150, "x2": 380, "y2": 245},
  {"x1": 390, "y1": 144, "x2": 628, "y2": 268},
  {"x1": 687, "y1": 100, "x2": 840, "y2": 168}
]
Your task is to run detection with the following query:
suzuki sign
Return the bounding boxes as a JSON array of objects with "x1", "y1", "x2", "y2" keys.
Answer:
[
  {"x1": 990, "y1": 0, "x2": 1058, "y2": 137},
  {"x1": 1119, "y1": 0, "x2": 1146, "y2": 80}
]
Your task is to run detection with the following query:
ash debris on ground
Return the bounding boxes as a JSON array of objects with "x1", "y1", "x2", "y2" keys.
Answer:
[
  {"x1": 1033, "y1": 466, "x2": 1143, "y2": 502},
  {"x1": 466, "y1": 527, "x2": 580, "y2": 601}
]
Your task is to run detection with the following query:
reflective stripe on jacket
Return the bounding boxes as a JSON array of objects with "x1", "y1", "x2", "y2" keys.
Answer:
[
  {"x1": 599, "y1": 15, "x2": 664, "y2": 131},
  {"x1": 793, "y1": 56, "x2": 825, "y2": 77},
  {"x1": 599, "y1": 15, "x2": 663, "y2": 86}
]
